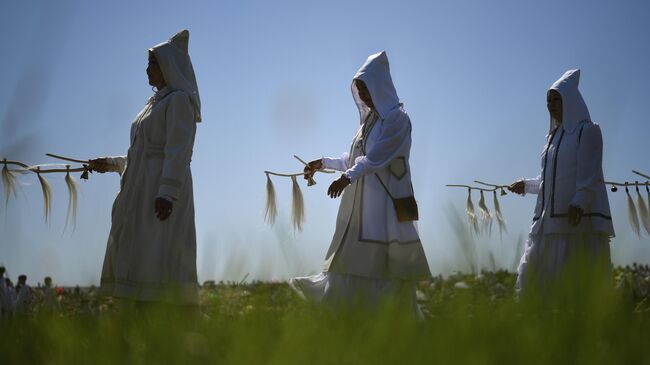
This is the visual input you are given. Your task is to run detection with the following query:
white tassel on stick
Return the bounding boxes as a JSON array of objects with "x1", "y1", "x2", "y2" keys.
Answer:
[
  {"x1": 264, "y1": 173, "x2": 278, "y2": 226},
  {"x1": 64, "y1": 170, "x2": 79, "y2": 232},
  {"x1": 36, "y1": 171, "x2": 52, "y2": 223},
  {"x1": 492, "y1": 191, "x2": 507, "y2": 237},
  {"x1": 636, "y1": 187, "x2": 650, "y2": 236},
  {"x1": 2, "y1": 164, "x2": 19, "y2": 205},
  {"x1": 291, "y1": 175, "x2": 305, "y2": 231},
  {"x1": 465, "y1": 189, "x2": 479, "y2": 234},
  {"x1": 478, "y1": 190, "x2": 492, "y2": 236},
  {"x1": 626, "y1": 186, "x2": 641, "y2": 237},
  {"x1": 646, "y1": 186, "x2": 650, "y2": 230}
]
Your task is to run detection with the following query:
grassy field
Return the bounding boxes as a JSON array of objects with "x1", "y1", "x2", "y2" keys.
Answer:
[{"x1": 2, "y1": 266, "x2": 650, "y2": 365}]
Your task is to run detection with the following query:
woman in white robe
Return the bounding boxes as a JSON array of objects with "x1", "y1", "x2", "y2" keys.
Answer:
[
  {"x1": 290, "y1": 51, "x2": 431, "y2": 311},
  {"x1": 509, "y1": 69, "x2": 615, "y2": 292},
  {"x1": 92, "y1": 30, "x2": 201, "y2": 304}
]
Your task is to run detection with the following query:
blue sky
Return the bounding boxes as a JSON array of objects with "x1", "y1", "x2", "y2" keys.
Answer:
[{"x1": 1, "y1": 0, "x2": 649, "y2": 285}]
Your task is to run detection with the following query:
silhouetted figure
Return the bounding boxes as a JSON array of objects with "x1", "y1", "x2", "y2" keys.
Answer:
[
  {"x1": 14, "y1": 275, "x2": 31, "y2": 315},
  {"x1": 291, "y1": 52, "x2": 430, "y2": 315},
  {"x1": 43, "y1": 276, "x2": 59, "y2": 312},
  {"x1": 93, "y1": 29, "x2": 201, "y2": 307},
  {"x1": 508, "y1": 70, "x2": 614, "y2": 293}
]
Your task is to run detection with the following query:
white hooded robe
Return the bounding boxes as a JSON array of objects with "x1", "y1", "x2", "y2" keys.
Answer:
[
  {"x1": 99, "y1": 30, "x2": 201, "y2": 304},
  {"x1": 290, "y1": 52, "x2": 431, "y2": 308},
  {"x1": 517, "y1": 69, "x2": 615, "y2": 290}
]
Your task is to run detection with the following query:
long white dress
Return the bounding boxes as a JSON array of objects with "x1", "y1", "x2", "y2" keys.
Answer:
[
  {"x1": 290, "y1": 52, "x2": 430, "y2": 311},
  {"x1": 100, "y1": 30, "x2": 201, "y2": 304},
  {"x1": 516, "y1": 69, "x2": 615, "y2": 291}
]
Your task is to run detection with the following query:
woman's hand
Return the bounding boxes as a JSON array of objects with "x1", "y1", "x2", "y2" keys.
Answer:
[
  {"x1": 303, "y1": 159, "x2": 324, "y2": 186},
  {"x1": 327, "y1": 174, "x2": 351, "y2": 198},
  {"x1": 154, "y1": 197, "x2": 173, "y2": 221},
  {"x1": 303, "y1": 159, "x2": 323, "y2": 181},
  {"x1": 508, "y1": 180, "x2": 526, "y2": 196},
  {"x1": 88, "y1": 158, "x2": 111, "y2": 173}
]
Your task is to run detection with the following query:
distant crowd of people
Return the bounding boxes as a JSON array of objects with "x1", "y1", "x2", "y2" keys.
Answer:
[{"x1": 0, "y1": 265, "x2": 101, "y2": 318}]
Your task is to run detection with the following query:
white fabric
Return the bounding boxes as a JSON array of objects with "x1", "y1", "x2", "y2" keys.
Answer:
[
  {"x1": 291, "y1": 53, "x2": 429, "y2": 312},
  {"x1": 524, "y1": 69, "x2": 614, "y2": 236},
  {"x1": 351, "y1": 51, "x2": 400, "y2": 121},
  {"x1": 150, "y1": 29, "x2": 201, "y2": 123},
  {"x1": 105, "y1": 156, "x2": 126, "y2": 175},
  {"x1": 548, "y1": 69, "x2": 590, "y2": 134},
  {"x1": 289, "y1": 272, "x2": 421, "y2": 316},
  {"x1": 516, "y1": 233, "x2": 611, "y2": 291},
  {"x1": 100, "y1": 80, "x2": 199, "y2": 302},
  {"x1": 315, "y1": 52, "x2": 430, "y2": 281}
]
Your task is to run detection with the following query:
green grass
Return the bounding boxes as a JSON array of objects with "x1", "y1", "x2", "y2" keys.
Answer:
[{"x1": 2, "y1": 266, "x2": 650, "y2": 364}]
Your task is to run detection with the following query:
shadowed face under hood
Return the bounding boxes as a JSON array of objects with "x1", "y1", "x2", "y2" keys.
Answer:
[
  {"x1": 351, "y1": 51, "x2": 400, "y2": 122},
  {"x1": 150, "y1": 29, "x2": 202, "y2": 123},
  {"x1": 549, "y1": 69, "x2": 590, "y2": 133}
]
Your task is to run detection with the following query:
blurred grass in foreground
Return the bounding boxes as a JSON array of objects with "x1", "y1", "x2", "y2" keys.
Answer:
[{"x1": 2, "y1": 265, "x2": 650, "y2": 365}]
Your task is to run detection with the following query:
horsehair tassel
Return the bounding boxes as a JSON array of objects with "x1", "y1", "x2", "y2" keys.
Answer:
[
  {"x1": 291, "y1": 175, "x2": 305, "y2": 231},
  {"x1": 625, "y1": 185, "x2": 641, "y2": 237},
  {"x1": 64, "y1": 168, "x2": 79, "y2": 232},
  {"x1": 646, "y1": 186, "x2": 650, "y2": 231},
  {"x1": 36, "y1": 168, "x2": 52, "y2": 223},
  {"x1": 465, "y1": 188, "x2": 479, "y2": 234},
  {"x1": 492, "y1": 190, "x2": 507, "y2": 237},
  {"x1": 636, "y1": 185, "x2": 650, "y2": 236},
  {"x1": 264, "y1": 173, "x2": 277, "y2": 226},
  {"x1": 2, "y1": 162, "x2": 19, "y2": 205},
  {"x1": 478, "y1": 190, "x2": 492, "y2": 236}
]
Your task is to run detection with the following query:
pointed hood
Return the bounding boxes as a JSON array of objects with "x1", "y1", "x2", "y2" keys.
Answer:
[
  {"x1": 549, "y1": 69, "x2": 590, "y2": 133},
  {"x1": 352, "y1": 51, "x2": 400, "y2": 122},
  {"x1": 150, "y1": 29, "x2": 202, "y2": 122}
]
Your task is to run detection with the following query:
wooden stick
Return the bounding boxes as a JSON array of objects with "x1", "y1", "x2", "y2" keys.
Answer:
[
  {"x1": 3, "y1": 158, "x2": 86, "y2": 174},
  {"x1": 265, "y1": 171, "x2": 305, "y2": 178},
  {"x1": 293, "y1": 155, "x2": 309, "y2": 166},
  {"x1": 474, "y1": 180, "x2": 508, "y2": 189},
  {"x1": 2, "y1": 159, "x2": 30, "y2": 168},
  {"x1": 46, "y1": 153, "x2": 89, "y2": 164},
  {"x1": 604, "y1": 180, "x2": 650, "y2": 187},
  {"x1": 446, "y1": 184, "x2": 495, "y2": 192},
  {"x1": 33, "y1": 167, "x2": 86, "y2": 174},
  {"x1": 264, "y1": 168, "x2": 335, "y2": 178},
  {"x1": 632, "y1": 170, "x2": 650, "y2": 181}
]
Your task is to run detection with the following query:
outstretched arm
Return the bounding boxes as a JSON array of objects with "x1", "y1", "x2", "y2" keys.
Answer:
[{"x1": 89, "y1": 156, "x2": 127, "y2": 175}]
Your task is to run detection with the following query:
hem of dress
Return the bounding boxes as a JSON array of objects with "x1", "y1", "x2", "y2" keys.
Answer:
[{"x1": 323, "y1": 268, "x2": 431, "y2": 282}]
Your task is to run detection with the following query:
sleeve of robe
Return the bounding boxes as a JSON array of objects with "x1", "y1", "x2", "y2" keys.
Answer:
[
  {"x1": 105, "y1": 156, "x2": 127, "y2": 175},
  {"x1": 570, "y1": 123, "x2": 603, "y2": 209},
  {"x1": 322, "y1": 153, "x2": 350, "y2": 172},
  {"x1": 157, "y1": 91, "x2": 197, "y2": 201},
  {"x1": 344, "y1": 109, "x2": 410, "y2": 183},
  {"x1": 524, "y1": 175, "x2": 541, "y2": 195}
]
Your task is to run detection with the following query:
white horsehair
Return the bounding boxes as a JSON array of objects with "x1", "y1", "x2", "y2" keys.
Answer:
[
  {"x1": 492, "y1": 190, "x2": 507, "y2": 237},
  {"x1": 64, "y1": 170, "x2": 79, "y2": 232},
  {"x1": 290, "y1": 175, "x2": 305, "y2": 232},
  {"x1": 625, "y1": 186, "x2": 641, "y2": 237},
  {"x1": 264, "y1": 173, "x2": 277, "y2": 226},
  {"x1": 477, "y1": 190, "x2": 492, "y2": 236},
  {"x1": 465, "y1": 189, "x2": 479, "y2": 235}
]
